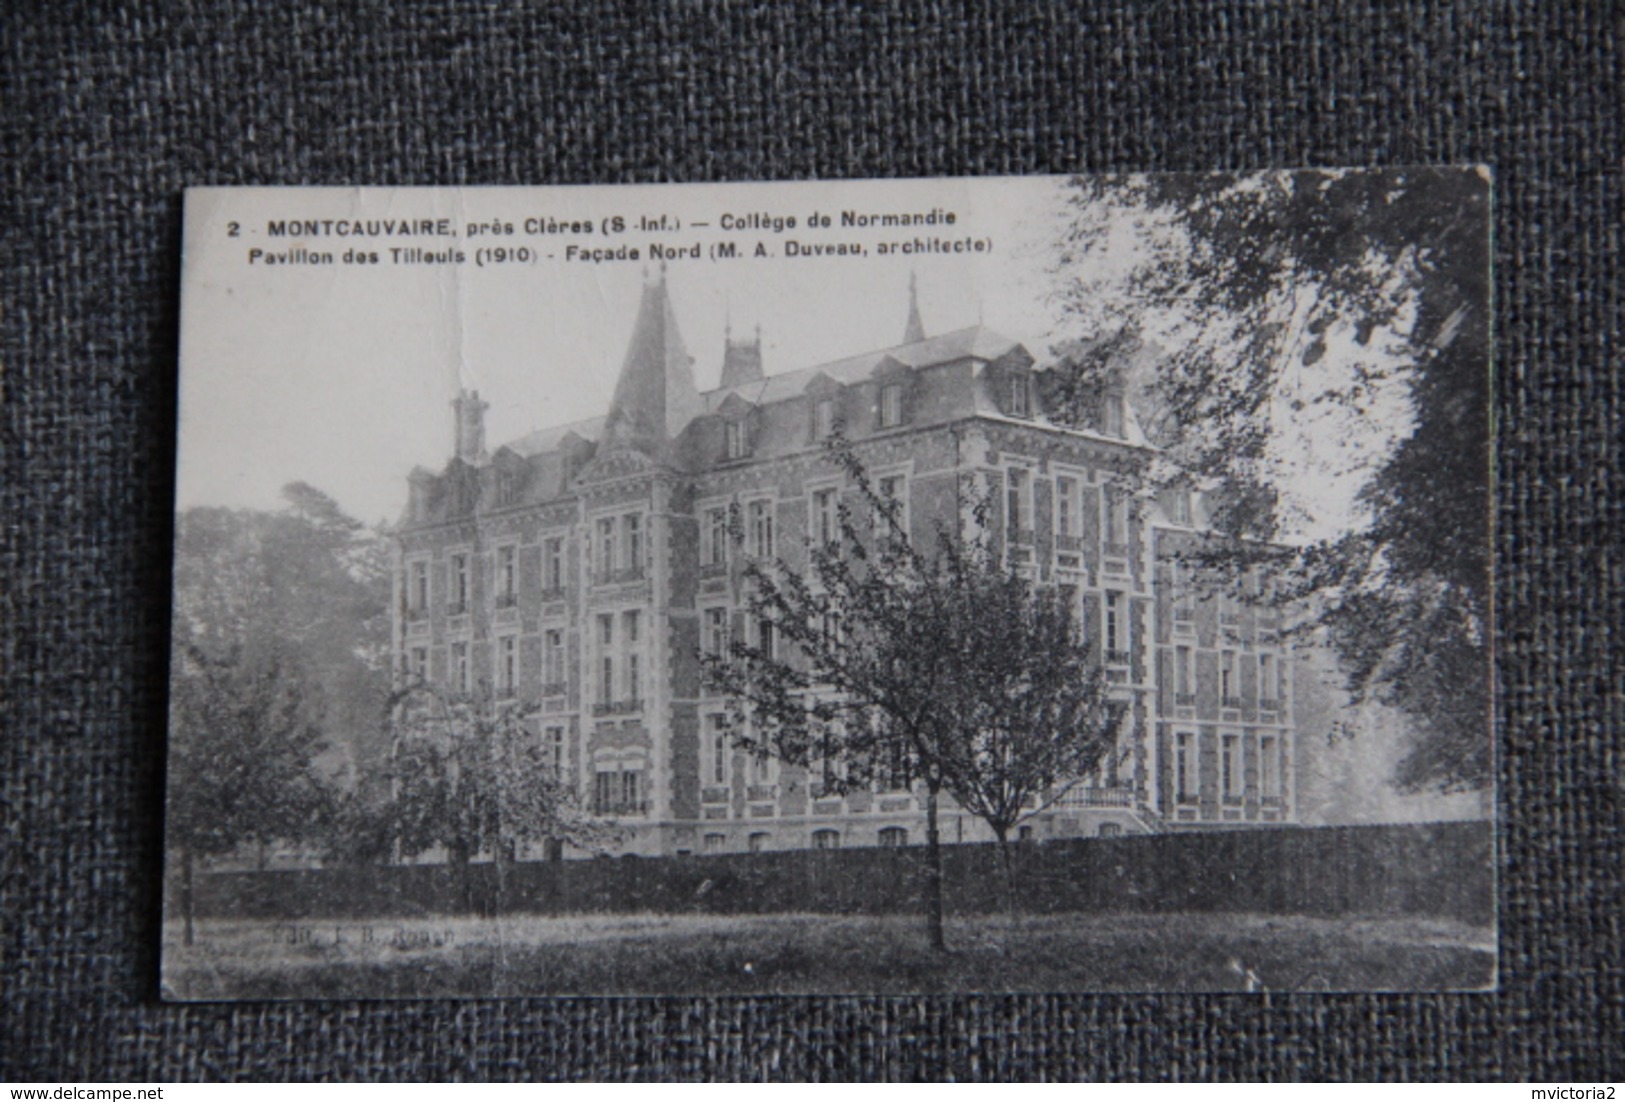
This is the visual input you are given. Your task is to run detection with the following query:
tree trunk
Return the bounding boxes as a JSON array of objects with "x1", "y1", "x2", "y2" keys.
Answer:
[
  {"x1": 450, "y1": 841, "x2": 474, "y2": 915},
  {"x1": 993, "y1": 826, "x2": 1016, "y2": 917},
  {"x1": 181, "y1": 846, "x2": 196, "y2": 947},
  {"x1": 923, "y1": 783, "x2": 947, "y2": 951},
  {"x1": 493, "y1": 837, "x2": 516, "y2": 917}
]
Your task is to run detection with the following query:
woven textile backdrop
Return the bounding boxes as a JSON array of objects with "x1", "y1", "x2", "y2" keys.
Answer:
[{"x1": 2, "y1": 0, "x2": 1620, "y2": 1081}]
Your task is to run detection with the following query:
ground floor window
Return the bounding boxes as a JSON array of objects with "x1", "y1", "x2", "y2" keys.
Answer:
[
  {"x1": 812, "y1": 829, "x2": 841, "y2": 850},
  {"x1": 1175, "y1": 732, "x2": 1198, "y2": 804},
  {"x1": 1099, "y1": 822, "x2": 1122, "y2": 838},
  {"x1": 748, "y1": 832, "x2": 770, "y2": 854},
  {"x1": 878, "y1": 826, "x2": 908, "y2": 847},
  {"x1": 594, "y1": 769, "x2": 643, "y2": 815},
  {"x1": 703, "y1": 833, "x2": 726, "y2": 854}
]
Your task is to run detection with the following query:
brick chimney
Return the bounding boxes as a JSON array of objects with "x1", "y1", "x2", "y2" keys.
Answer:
[{"x1": 451, "y1": 388, "x2": 488, "y2": 464}]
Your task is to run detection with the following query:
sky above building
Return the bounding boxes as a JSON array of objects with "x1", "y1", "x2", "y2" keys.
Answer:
[
  {"x1": 176, "y1": 176, "x2": 1421, "y2": 544},
  {"x1": 176, "y1": 179, "x2": 1076, "y2": 526}
]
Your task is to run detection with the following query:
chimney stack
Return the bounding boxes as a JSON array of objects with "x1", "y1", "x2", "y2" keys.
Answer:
[
  {"x1": 452, "y1": 388, "x2": 489, "y2": 464},
  {"x1": 720, "y1": 321, "x2": 764, "y2": 388}
]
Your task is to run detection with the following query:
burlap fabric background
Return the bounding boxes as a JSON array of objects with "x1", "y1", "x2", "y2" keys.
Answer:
[{"x1": 3, "y1": 0, "x2": 1619, "y2": 1082}]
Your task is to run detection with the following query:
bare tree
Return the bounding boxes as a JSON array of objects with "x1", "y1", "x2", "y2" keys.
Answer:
[
  {"x1": 701, "y1": 439, "x2": 1117, "y2": 946},
  {"x1": 380, "y1": 681, "x2": 616, "y2": 913}
]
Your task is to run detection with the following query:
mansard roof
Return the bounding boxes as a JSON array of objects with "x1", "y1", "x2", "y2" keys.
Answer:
[
  {"x1": 704, "y1": 325, "x2": 1022, "y2": 411},
  {"x1": 488, "y1": 316, "x2": 1148, "y2": 470},
  {"x1": 505, "y1": 416, "x2": 605, "y2": 458}
]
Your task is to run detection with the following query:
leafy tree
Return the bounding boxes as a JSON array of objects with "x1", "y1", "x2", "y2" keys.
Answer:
[
  {"x1": 701, "y1": 441, "x2": 1118, "y2": 946},
  {"x1": 167, "y1": 484, "x2": 392, "y2": 941},
  {"x1": 380, "y1": 682, "x2": 615, "y2": 912},
  {"x1": 1052, "y1": 168, "x2": 1491, "y2": 792},
  {"x1": 171, "y1": 485, "x2": 393, "y2": 788},
  {"x1": 166, "y1": 642, "x2": 329, "y2": 945}
]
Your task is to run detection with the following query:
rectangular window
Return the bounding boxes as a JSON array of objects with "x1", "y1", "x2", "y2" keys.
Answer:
[
  {"x1": 1104, "y1": 591, "x2": 1125, "y2": 662},
  {"x1": 410, "y1": 561, "x2": 429, "y2": 611},
  {"x1": 725, "y1": 419, "x2": 747, "y2": 460},
  {"x1": 705, "y1": 607, "x2": 729, "y2": 656},
  {"x1": 814, "y1": 396, "x2": 837, "y2": 439},
  {"x1": 1057, "y1": 477, "x2": 1076, "y2": 537},
  {"x1": 1172, "y1": 561, "x2": 1195, "y2": 623},
  {"x1": 496, "y1": 544, "x2": 516, "y2": 604},
  {"x1": 1176, "y1": 732, "x2": 1197, "y2": 803},
  {"x1": 749, "y1": 499, "x2": 774, "y2": 559},
  {"x1": 1167, "y1": 488, "x2": 1192, "y2": 525},
  {"x1": 623, "y1": 514, "x2": 642, "y2": 575},
  {"x1": 879, "y1": 382, "x2": 904, "y2": 428},
  {"x1": 1175, "y1": 645, "x2": 1192, "y2": 698},
  {"x1": 705, "y1": 507, "x2": 729, "y2": 567},
  {"x1": 594, "y1": 771, "x2": 615, "y2": 814},
  {"x1": 545, "y1": 537, "x2": 564, "y2": 593},
  {"x1": 545, "y1": 725, "x2": 565, "y2": 776},
  {"x1": 1221, "y1": 650, "x2": 1236, "y2": 704},
  {"x1": 1103, "y1": 393, "x2": 1125, "y2": 437},
  {"x1": 544, "y1": 629, "x2": 564, "y2": 690},
  {"x1": 410, "y1": 645, "x2": 428, "y2": 681},
  {"x1": 709, "y1": 715, "x2": 728, "y2": 786},
  {"x1": 596, "y1": 518, "x2": 616, "y2": 579},
  {"x1": 452, "y1": 641, "x2": 470, "y2": 694},
  {"x1": 811, "y1": 487, "x2": 838, "y2": 546},
  {"x1": 875, "y1": 474, "x2": 906, "y2": 536},
  {"x1": 1007, "y1": 372, "x2": 1030, "y2": 416},
  {"x1": 1103, "y1": 491, "x2": 1126, "y2": 550},
  {"x1": 623, "y1": 610, "x2": 641, "y2": 701},
  {"x1": 597, "y1": 614, "x2": 614, "y2": 705},
  {"x1": 757, "y1": 617, "x2": 775, "y2": 660},
  {"x1": 820, "y1": 609, "x2": 841, "y2": 648},
  {"x1": 451, "y1": 553, "x2": 469, "y2": 611},
  {"x1": 1261, "y1": 735, "x2": 1281, "y2": 798},
  {"x1": 1259, "y1": 653, "x2": 1275, "y2": 707},
  {"x1": 620, "y1": 770, "x2": 641, "y2": 811},
  {"x1": 497, "y1": 635, "x2": 516, "y2": 696},
  {"x1": 1007, "y1": 468, "x2": 1027, "y2": 535},
  {"x1": 1222, "y1": 734, "x2": 1242, "y2": 799}
]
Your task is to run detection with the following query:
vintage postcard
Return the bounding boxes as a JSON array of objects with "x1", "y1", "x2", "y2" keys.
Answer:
[{"x1": 164, "y1": 173, "x2": 1494, "y2": 999}]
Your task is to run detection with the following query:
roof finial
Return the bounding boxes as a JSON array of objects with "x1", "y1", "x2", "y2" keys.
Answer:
[{"x1": 903, "y1": 271, "x2": 926, "y2": 344}]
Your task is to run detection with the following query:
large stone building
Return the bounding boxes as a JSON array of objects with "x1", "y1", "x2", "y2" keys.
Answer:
[{"x1": 391, "y1": 272, "x2": 1297, "y2": 856}]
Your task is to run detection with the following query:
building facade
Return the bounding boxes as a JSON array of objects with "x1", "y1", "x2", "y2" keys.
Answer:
[{"x1": 391, "y1": 273, "x2": 1296, "y2": 856}]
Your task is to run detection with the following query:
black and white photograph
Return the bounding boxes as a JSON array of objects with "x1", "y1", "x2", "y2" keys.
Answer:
[{"x1": 163, "y1": 172, "x2": 1494, "y2": 999}]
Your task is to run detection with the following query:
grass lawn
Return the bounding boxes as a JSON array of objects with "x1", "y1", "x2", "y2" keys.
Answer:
[{"x1": 162, "y1": 910, "x2": 1495, "y2": 999}]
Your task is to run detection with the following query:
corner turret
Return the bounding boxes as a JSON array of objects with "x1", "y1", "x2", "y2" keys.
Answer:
[{"x1": 599, "y1": 267, "x2": 702, "y2": 461}]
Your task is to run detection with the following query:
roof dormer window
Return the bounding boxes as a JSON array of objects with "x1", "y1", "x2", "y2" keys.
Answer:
[
  {"x1": 1102, "y1": 391, "x2": 1126, "y2": 438},
  {"x1": 879, "y1": 382, "x2": 905, "y2": 428},
  {"x1": 725, "y1": 418, "x2": 749, "y2": 459},
  {"x1": 1005, "y1": 370, "x2": 1031, "y2": 418},
  {"x1": 814, "y1": 396, "x2": 838, "y2": 440}
]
